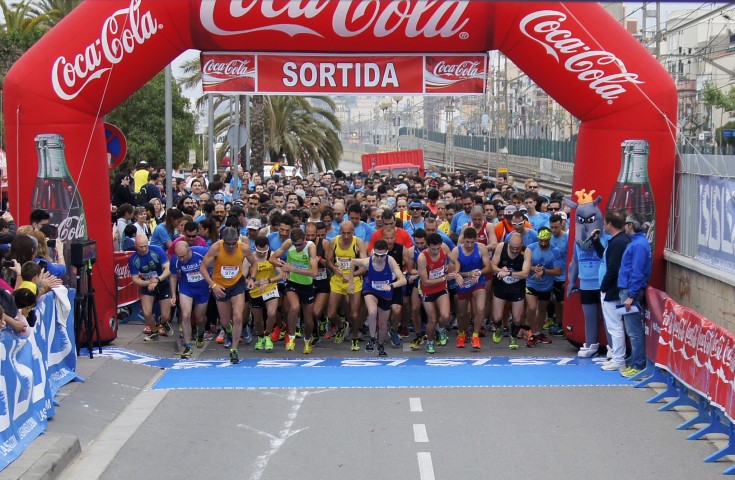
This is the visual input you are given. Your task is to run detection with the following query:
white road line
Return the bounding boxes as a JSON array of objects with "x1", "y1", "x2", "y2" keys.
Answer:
[
  {"x1": 413, "y1": 424, "x2": 429, "y2": 443},
  {"x1": 417, "y1": 452, "x2": 436, "y2": 480},
  {"x1": 409, "y1": 397, "x2": 423, "y2": 412}
]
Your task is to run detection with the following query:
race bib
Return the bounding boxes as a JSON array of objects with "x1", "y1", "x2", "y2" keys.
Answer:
[
  {"x1": 502, "y1": 274, "x2": 518, "y2": 285},
  {"x1": 337, "y1": 257, "x2": 351, "y2": 270},
  {"x1": 428, "y1": 267, "x2": 445, "y2": 280},
  {"x1": 262, "y1": 288, "x2": 279, "y2": 301},
  {"x1": 462, "y1": 277, "x2": 475, "y2": 288},
  {"x1": 221, "y1": 265, "x2": 239, "y2": 279},
  {"x1": 186, "y1": 272, "x2": 204, "y2": 283},
  {"x1": 316, "y1": 268, "x2": 328, "y2": 281},
  {"x1": 141, "y1": 271, "x2": 157, "y2": 280},
  {"x1": 372, "y1": 280, "x2": 390, "y2": 291}
]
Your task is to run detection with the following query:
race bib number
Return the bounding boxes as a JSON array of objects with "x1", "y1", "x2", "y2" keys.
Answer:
[
  {"x1": 372, "y1": 280, "x2": 390, "y2": 291},
  {"x1": 429, "y1": 267, "x2": 445, "y2": 280},
  {"x1": 316, "y1": 268, "x2": 328, "y2": 281},
  {"x1": 221, "y1": 265, "x2": 239, "y2": 279},
  {"x1": 262, "y1": 288, "x2": 279, "y2": 301},
  {"x1": 186, "y1": 272, "x2": 204, "y2": 283},
  {"x1": 502, "y1": 274, "x2": 518, "y2": 285},
  {"x1": 337, "y1": 257, "x2": 351, "y2": 270},
  {"x1": 462, "y1": 277, "x2": 475, "y2": 288},
  {"x1": 141, "y1": 271, "x2": 157, "y2": 280}
]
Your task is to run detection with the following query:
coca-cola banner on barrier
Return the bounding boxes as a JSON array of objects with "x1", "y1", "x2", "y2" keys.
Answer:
[
  {"x1": 201, "y1": 53, "x2": 486, "y2": 95},
  {"x1": 3, "y1": 1, "x2": 677, "y2": 346},
  {"x1": 113, "y1": 251, "x2": 138, "y2": 308}
]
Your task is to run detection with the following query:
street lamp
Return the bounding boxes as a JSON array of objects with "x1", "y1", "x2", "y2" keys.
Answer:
[
  {"x1": 392, "y1": 96, "x2": 403, "y2": 150},
  {"x1": 379, "y1": 97, "x2": 392, "y2": 151}
]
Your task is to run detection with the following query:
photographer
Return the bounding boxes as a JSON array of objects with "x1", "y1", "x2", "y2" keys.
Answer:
[{"x1": 29, "y1": 230, "x2": 67, "y2": 278}]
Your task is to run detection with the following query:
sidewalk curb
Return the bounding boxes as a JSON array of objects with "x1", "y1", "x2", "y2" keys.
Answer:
[{"x1": 5, "y1": 434, "x2": 80, "y2": 480}]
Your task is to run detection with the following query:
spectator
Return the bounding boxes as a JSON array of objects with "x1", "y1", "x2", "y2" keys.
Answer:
[
  {"x1": 132, "y1": 160, "x2": 149, "y2": 192},
  {"x1": 111, "y1": 173, "x2": 135, "y2": 207},
  {"x1": 29, "y1": 230, "x2": 66, "y2": 278},
  {"x1": 0, "y1": 211, "x2": 18, "y2": 256},
  {"x1": 30, "y1": 209, "x2": 50, "y2": 230}
]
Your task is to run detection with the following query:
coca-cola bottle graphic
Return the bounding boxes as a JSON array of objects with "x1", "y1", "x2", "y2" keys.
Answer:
[
  {"x1": 607, "y1": 139, "x2": 655, "y2": 246},
  {"x1": 32, "y1": 133, "x2": 87, "y2": 244}
]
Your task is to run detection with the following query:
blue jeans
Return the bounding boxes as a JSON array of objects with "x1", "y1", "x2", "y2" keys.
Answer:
[{"x1": 620, "y1": 289, "x2": 645, "y2": 370}]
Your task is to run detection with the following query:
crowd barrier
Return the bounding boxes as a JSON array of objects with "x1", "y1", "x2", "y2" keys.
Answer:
[
  {"x1": 642, "y1": 286, "x2": 735, "y2": 475},
  {"x1": 0, "y1": 288, "x2": 80, "y2": 471}
]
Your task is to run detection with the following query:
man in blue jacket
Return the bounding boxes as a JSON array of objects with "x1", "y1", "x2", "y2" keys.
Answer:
[{"x1": 617, "y1": 212, "x2": 652, "y2": 378}]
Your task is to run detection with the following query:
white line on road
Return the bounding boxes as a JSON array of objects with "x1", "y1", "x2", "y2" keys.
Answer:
[
  {"x1": 409, "y1": 397, "x2": 423, "y2": 412},
  {"x1": 413, "y1": 424, "x2": 429, "y2": 443},
  {"x1": 417, "y1": 452, "x2": 436, "y2": 480}
]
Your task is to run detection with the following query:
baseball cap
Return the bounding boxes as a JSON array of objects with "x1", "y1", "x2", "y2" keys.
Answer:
[
  {"x1": 558, "y1": 211, "x2": 568, "y2": 221},
  {"x1": 232, "y1": 199, "x2": 245, "y2": 207},
  {"x1": 538, "y1": 229, "x2": 552, "y2": 241},
  {"x1": 247, "y1": 218, "x2": 262, "y2": 230},
  {"x1": 503, "y1": 205, "x2": 517, "y2": 216},
  {"x1": 409, "y1": 201, "x2": 423, "y2": 209},
  {"x1": 138, "y1": 160, "x2": 148, "y2": 166}
]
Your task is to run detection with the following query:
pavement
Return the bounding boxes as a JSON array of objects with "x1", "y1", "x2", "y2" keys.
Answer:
[{"x1": 2, "y1": 319, "x2": 734, "y2": 479}]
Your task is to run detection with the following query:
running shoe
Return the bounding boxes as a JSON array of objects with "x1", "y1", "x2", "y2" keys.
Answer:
[
  {"x1": 318, "y1": 319, "x2": 328, "y2": 337},
  {"x1": 509, "y1": 337, "x2": 518, "y2": 350},
  {"x1": 279, "y1": 329, "x2": 286, "y2": 341},
  {"x1": 389, "y1": 329, "x2": 401, "y2": 347},
  {"x1": 437, "y1": 328, "x2": 448, "y2": 346},
  {"x1": 426, "y1": 340, "x2": 436, "y2": 354},
  {"x1": 536, "y1": 333, "x2": 552, "y2": 344},
  {"x1": 285, "y1": 336, "x2": 296, "y2": 351},
  {"x1": 517, "y1": 327, "x2": 527, "y2": 339},
  {"x1": 526, "y1": 334, "x2": 538, "y2": 348},
  {"x1": 543, "y1": 318, "x2": 555, "y2": 330},
  {"x1": 351, "y1": 339, "x2": 360, "y2": 351},
  {"x1": 335, "y1": 325, "x2": 346, "y2": 344},
  {"x1": 410, "y1": 336, "x2": 423, "y2": 350},
  {"x1": 330, "y1": 325, "x2": 337, "y2": 338},
  {"x1": 143, "y1": 325, "x2": 152, "y2": 335},
  {"x1": 378, "y1": 344, "x2": 387, "y2": 357},
  {"x1": 295, "y1": 325, "x2": 303, "y2": 338},
  {"x1": 303, "y1": 338, "x2": 313, "y2": 354},
  {"x1": 400, "y1": 326, "x2": 410, "y2": 338},
  {"x1": 271, "y1": 326, "x2": 282, "y2": 343},
  {"x1": 196, "y1": 332, "x2": 205, "y2": 349},
  {"x1": 255, "y1": 336, "x2": 265, "y2": 350},
  {"x1": 243, "y1": 326, "x2": 253, "y2": 344},
  {"x1": 479, "y1": 326, "x2": 486, "y2": 338},
  {"x1": 143, "y1": 332, "x2": 159, "y2": 342},
  {"x1": 158, "y1": 324, "x2": 169, "y2": 337},
  {"x1": 492, "y1": 327, "x2": 503, "y2": 344},
  {"x1": 456, "y1": 332, "x2": 466, "y2": 348},
  {"x1": 621, "y1": 367, "x2": 642, "y2": 378},
  {"x1": 471, "y1": 334, "x2": 481, "y2": 350},
  {"x1": 181, "y1": 346, "x2": 193, "y2": 359},
  {"x1": 264, "y1": 336, "x2": 274, "y2": 351},
  {"x1": 178, "y1": 323, "x2": 183, "y2": 333},
  {"x1": 549, "y1": 324, "x2": 565, "y2": 336},
  {"x1": 215, "y1": 330, "x2": 225, "y2": 344},
  {"x1": 229, "y1": 349, "x2": 239, "y2": 364},
  {"x1": 366, "y1": 337, "x2": 376, "y2": 352},
  {"x1": 311, "y1": 335, "x2": 321, "y2": 347}
]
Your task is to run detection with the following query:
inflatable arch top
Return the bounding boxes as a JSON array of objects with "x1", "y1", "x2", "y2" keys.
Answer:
[{"x1": 3, "y1": 0, "x2": 676, "y2": 341}]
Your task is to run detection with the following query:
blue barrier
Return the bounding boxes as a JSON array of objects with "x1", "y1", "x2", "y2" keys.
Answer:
[{"x1": 0, "y1": 288, "x2": 80, "y2": 471}]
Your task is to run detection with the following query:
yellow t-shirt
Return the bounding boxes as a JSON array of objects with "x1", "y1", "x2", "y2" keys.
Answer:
[{"x1": 18, "y1": 280, "x2": 38, "y2": 295}]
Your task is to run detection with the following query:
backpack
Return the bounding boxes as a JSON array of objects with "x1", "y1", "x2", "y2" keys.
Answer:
[{"x1": 134, "y1": 187, "x2": 148, "y2": 206}]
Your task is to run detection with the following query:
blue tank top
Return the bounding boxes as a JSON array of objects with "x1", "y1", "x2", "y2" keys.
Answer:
[
  {"x1": 365, "y1": 256, "x2": 393, "y2": 299},
  {"x1": 456, "y1": 243, "x2": 486, "y2": 293}
]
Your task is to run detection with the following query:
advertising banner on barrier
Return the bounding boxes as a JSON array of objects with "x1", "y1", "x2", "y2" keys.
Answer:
[
  {"x1": 201, "y1": 53, "x2": 487, "y2": 95},
  {"x1": 697, "y1": 175, "x2": 735, "y2": 273},
  {"x1": 114, "y1": 251, "x2": 138, "y2": 308},
  {"x1": 644, "y1": 287, "x2": 667, "y2": 362},
  {"x1": 0, "y1": 289, "x2": 77, "y2": 471}
]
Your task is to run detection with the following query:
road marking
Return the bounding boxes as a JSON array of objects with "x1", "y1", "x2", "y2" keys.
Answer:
[
  {"x1": 413, "y1": 424, "x2": 429, "y2": 443},
  {"x1": 409, "y1": 397, "x2": 423, "y2": 412},
  {"x1": 417, "y1": 452, "x2": 436, "y2": 480}
]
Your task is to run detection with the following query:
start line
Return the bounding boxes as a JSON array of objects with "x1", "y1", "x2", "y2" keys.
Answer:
[{"x1": 90, "y1": 348, "x2": 632, "y2": 390}]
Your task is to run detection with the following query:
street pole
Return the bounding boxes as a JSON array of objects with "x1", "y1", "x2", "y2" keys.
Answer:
[{"x1": 164, "y1": 64, "x2": 173, "y2": 208}]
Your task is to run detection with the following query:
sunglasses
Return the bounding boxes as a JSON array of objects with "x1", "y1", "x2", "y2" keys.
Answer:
[
  {"x1": 410, "y1": 207, "x2": 422, "y2": 211},
  {"x1": 511, "y1": 221, "x2": 525, "y2": 227},
  {"x1": 185, "y1": 234, "x2": 198, "y2": 239},
  {"x1": 373, "y1": 252, "x2": 388, "y2": 257},
  {"x1": 310, "y1": 202, "x2": 320, "y2": 206},
  {"x1": 292, "y1": 242, "x2": 304, "y2": 247},
  {"x1": 548, "y1": 207, "x2": 560, "y2": 212}
]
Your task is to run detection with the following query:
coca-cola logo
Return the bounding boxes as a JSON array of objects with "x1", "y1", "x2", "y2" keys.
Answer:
[
  {"x1": 203, "y1": 58, "x2": 253, "y2": 77},
  {"x1": 432, "y1": 60, "x2": 480, "y2": 79},
  {"x1": 519, "y1": 10, "x2": 643, "y2": 103},
  {"x1": 52, "y1": 0, "x2": 161, "y2": 101},
  {"x1": 58, "y1": 214, "x2": 87, "y2": 242},
  {"x1": 200, "y1": 0, "x2": 470, "y2": 39},
  {"x1": 114, "y1": 263, "x2": 131, "y2": 279}
]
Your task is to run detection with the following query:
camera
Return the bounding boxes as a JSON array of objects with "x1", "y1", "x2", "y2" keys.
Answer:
[
  {"x1": 47, "y1": 239, "x2": 56, "y2": 249},
  {"x1": 2, "y1": 260, "x2": 13, "y2": 268}
]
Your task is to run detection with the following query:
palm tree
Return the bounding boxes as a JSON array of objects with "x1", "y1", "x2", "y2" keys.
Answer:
[
  {"x1": 249, "y1": 95, "x2": 266, "y2": 175},
  {"x1": 35, "y1": 0, "x2": 80, "y2": 26},
  {"x1": 0, "y1": 0, "x2": 46, "y2": 34}
]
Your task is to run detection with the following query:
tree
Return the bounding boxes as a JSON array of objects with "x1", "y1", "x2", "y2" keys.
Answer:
[
  {"x1": 702, "y1": 81, "x2": 735, "y2": 112},
  {"x1": 105, "y1": 71, "x2": 196, "y2": 171},
  {"x1": 34, "y1": 0, "x2": 81, "y2": 26}
]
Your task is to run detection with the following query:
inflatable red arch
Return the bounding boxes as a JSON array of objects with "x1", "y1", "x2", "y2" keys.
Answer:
[{"x1": 3, "y1": 0, "x2": 676, "y2": 343}]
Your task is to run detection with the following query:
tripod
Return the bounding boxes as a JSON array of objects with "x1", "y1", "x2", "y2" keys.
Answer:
[{"x1": 74, "y1": 259, "x2": 102, "y2": 359}]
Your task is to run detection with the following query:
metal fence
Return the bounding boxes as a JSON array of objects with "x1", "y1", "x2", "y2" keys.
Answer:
[{"x1": 403, "y1": 127, "x2": 578, "y2": 163}]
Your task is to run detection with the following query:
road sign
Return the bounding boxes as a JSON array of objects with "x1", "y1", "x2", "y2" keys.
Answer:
[{"x1": 104, "y1": 123, "x2": 127, "y2": 170}]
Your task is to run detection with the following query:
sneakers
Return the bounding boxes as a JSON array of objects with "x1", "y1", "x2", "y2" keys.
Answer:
[
  {"x1": 318, "y1": 319, "x2": 328, "y2": 337},
  {"x1": 389, "y1": 329, "x2": 401, "y2": 347},
  {"x1": 158, "y1": 324, "x2": 169, "y2": 337},
  {"x1": 549, "y1": 324, "x2": 564, "y2": 336},
  {"x1": 471, "y1": 334, "x2": 481, "y2": 350},
  {"x1": 410, "y1": 336, "x2": 423, "y2": 350},
  {"x1": 285, "y1": 336, "x2": 296, "y2": 351},
  {"x1": 621, "y1": 367, "x2": 642, "y2": 378},
  {"x1": 577, "y1": 343, "x2": 599, "y2": 358},
  {"x1": 196, "y1": 331, "x2": 205, "y2": 348},
  {"x1": 517, "y1": 327, "x2": 528, "y2": 339},
  {"x1": 543, "y1": 318, "x2": 555, "y2": 330},
  {"x1": 456, "y1": 332, "x2": 466, "y2": 348},
  {"x1": 526, "y1": 334, "x2": 538, "y2": 348},
  {"x1": 351, "y1": 339, "x2": 360, "y2": 351},
  {"x1": 492, "y1": 327, "x2": 503, "y2": 344},
  {"x1": 294, "y1": 325, "x2": 303, "y2": 338},
  {"x1": 366, "y1": 337, "x2": 376, "y2": 352},
  {"x1": 243, "y1": 326, "x2": 253, "y2": 344},
  {"x1": 303, "y1": 338, "x2": 313, "y2": 354},
  {"x1": 229, "y1": 349, "x2": 239, "y2": 364},
  {"x1": 271, "y1": 326, "x2": 282, "y2": 343},
  {"x1": 426, "y1": 340, "x2": 436, "y2": 354},
  {"x1": 215, "y1": 330, "x2": 225, "y2": 344},
  {"x1": 255, "y1": 336, "x2": 265, "y2": 350},
  {"x1": 181, "y1": 346, "x2": 193, "y2": 359},
  {"x1": 335, "y1": 326, "x2": 346, "y2": 344},
  {"x1": 143, "y1": 325, "x2": 152, "y2": 335},
  {"x1": 143, "y1": 332, "x2": 159, "y2": 342},
  {"x1": 601, "y1": 361, "x2": 626, "y2": 371},
  {"x1": 536, "y1": 333, "x2": 552, "y2": 344},
  {"x1": 509, "y1": 337, "x2": 518, "y2": 350},
  {"x1": 224, "y1": 334, "x2": 232, "y2": 349},
  {"x1": 400, "y1": 326, "x2": 410, "y2": 338},
  {"x1": 264, "y1": 336, "x2": 274, "y2": 351},
  {"x1": 378, "y1": 344, "x2": 387, "y2": 357},
  {"x1": 437, "y1": 328, "x2": 448, "y2": 346}
]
